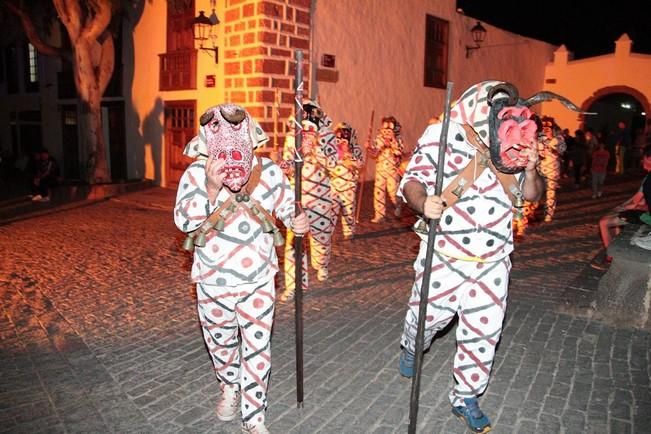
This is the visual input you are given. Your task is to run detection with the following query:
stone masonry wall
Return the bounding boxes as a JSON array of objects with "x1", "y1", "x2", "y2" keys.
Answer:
[{"x1": 223, "y1": 0, "x2": 311, "y2": 151}]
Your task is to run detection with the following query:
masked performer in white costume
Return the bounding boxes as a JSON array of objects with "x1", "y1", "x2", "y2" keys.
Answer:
[{"x1": 174, "y1": 104, "x2": 308, "y2": 434}]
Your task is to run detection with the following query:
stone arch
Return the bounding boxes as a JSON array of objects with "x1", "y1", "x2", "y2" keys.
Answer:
[{"x1": 580, "y1": 85, "x2": 650, "y2": 131}]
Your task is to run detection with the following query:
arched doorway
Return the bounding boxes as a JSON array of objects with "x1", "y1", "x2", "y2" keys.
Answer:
[
  {"x1": 582, "y1": 86, "x2": 649, "y2": 171},
  {"x1": 582, "y1": 86, "x2": 648, "y2": 139}
]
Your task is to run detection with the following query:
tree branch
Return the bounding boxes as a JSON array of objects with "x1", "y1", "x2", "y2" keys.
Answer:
[
  {"x1": 97, "y1": 33, "x2": 115, "y2": 96},
  {"x1": 53, "y1": 0, "x2": 81, "y2": 39},
  {"x1": 4, "y1": 1, "x2": 70, "y2": 60},
  {"x1": 82, "y1": 0, "x2": 112, "y2": 41}
]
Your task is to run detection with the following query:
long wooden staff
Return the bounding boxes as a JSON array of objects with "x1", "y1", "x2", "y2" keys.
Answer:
[
  {"x1": 354, "y1": 110, "x2": 374, "y2": 223},
  {"x1": 408, "y1": 81, "x2": 454, "y2": 434},
  {"x1": 292, "y1": 49, "x2": 305, "y2": 408}
]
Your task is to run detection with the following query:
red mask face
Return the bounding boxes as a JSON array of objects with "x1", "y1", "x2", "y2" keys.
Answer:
[{"x1": 203, "y1": 104, "x2": 254, "y2": 192}]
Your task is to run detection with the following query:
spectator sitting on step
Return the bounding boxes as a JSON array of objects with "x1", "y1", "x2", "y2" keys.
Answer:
[
  {"x1": 592, "y1": 145, "x2": 651, "y2": 268},
  {"x1": 31, "y1": 148, "x2": 61, "y2": 202}
]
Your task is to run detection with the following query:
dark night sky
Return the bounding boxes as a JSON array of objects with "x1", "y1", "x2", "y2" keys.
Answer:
[{"x1": 456, "y1": 0, "x2": 651, "y2": 59}]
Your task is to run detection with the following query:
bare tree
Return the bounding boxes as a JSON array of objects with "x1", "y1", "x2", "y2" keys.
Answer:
[{"x1": 4, "y1": 0, "x2": 121, "y2": 183}]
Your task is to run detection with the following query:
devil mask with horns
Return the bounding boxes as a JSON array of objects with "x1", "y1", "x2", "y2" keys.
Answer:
[
  {"x1": 183, "y1": 104, "x2": 269, "y2": 192},
  {"x1": 449, "y1": 80, "x2": 588, "y2": 174}
]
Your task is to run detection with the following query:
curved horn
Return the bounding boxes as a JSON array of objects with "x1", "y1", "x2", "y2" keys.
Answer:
[
  {"x1": 523, "y1": 91, "x2": 597, "y2": 114},
  {"x1": 220, "y1": 106, "x2": 246, "y2": 125},
  {"x1": 487, "y1": 82, "x2": 519, "y2": 107}
]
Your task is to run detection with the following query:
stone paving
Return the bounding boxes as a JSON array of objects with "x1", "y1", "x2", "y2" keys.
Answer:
[{"x1": 1, "y1": 177, "x2": 650, "y2": 433}]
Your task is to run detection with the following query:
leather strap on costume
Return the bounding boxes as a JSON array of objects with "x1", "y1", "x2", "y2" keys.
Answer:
[
  {"x1": 193, "y1": 156, "x2": 264, "y2": 235},
  {"x1": 440, "y1": 124, "x2": 521, "y2": 209}
]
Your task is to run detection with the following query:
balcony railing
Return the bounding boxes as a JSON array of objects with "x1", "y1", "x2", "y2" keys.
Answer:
[{"x1": 159, "y1": 49, "x2": 197, "y2": 91}]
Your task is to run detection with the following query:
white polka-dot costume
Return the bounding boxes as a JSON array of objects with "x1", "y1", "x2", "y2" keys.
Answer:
[
  {"x1": 174, "y1": 157, "x2": 294, "y2": 425},
  {"x1": 398, "y1": 81, "x2": 525, "y2": 409}
]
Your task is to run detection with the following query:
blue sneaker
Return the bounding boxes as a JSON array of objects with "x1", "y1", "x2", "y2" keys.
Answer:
[
  {"x1": 451, "y1": 398, "x2": 492, "y2": 433},
  {"x1": 399, "y1": 348, "x2": 415, "y2": 378}
]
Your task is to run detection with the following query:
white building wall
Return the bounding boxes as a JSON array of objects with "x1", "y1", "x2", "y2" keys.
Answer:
[
  {"x1": 542, "y1": 36, "x2": 651, "y2": 134},
  {"x1": 312, "y1": 0, "x2": 556, "y2": 153},
  {"x1": 128, "y1": 0, "x2": 225, "y2": 186}
]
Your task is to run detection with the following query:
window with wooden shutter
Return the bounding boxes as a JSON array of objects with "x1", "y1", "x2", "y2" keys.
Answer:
[{"x1": 424, "y1": 15, "x2": 449, "y2": 89}]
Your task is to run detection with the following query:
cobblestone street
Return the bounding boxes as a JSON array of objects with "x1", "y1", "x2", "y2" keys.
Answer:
[{"x1": 1, "y1": 179, "x2": 650, "y2": 433}]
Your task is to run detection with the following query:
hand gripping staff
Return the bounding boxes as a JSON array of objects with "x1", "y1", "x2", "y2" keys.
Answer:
[
  {"x1": 408, "y1": 81, "x2": 454, "y2": 434},
  {"x1": 354, "y1": 110, "x2": 374, "y2": 224},
  {"x1": 292, "y1": 49, "x2": 305, "y2": 408}
]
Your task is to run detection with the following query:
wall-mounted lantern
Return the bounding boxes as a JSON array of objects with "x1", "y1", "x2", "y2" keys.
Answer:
[
  {"x1": 193, "y1": 3, "x2": 220, "y2": 64},
  {"x1": 465, "y1": 21, "x2": 487, "y2": 58}
]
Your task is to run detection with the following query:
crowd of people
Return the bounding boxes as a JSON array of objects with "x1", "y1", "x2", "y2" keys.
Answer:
[{"x1": 172, "y1": 84, "x2": 651, "y2": 434}]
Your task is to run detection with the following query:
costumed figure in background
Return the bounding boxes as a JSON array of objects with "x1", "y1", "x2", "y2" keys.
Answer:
[
  {"x1": 514, "y1": 116, "x2": 566, "y2": 237},
  {"x1": 174, "y1": 104, "x2": 309, "y2": 434},
  {"x1": 281, "y1": 99, "x2": 338, "y2": 301},
  {"x1": 330, "y1": 122, "x2": 364, "y2": 239},
  {"x1": 397, "y1": 81, "x2": 584, "y2": 433},
  {"x1": 369, "y1": 116, "x2": 405, "y2": 222}
]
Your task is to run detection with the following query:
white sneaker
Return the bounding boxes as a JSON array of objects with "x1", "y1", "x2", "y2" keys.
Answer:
[
  {"x1": 632, "y1": 234, "x2": 651, "y2": 251},
  {"x1": 31, "y1": 194, "x2": 43, "y2": 201},
  {"x1": 39, "y1": 196, "x2": 50, "y2": 202},
  {"x1": 241, "y1": 422, "x2": 269, "y2": 434},
  {"x1": 216, "y1": 384, "x2": 240, "y2": 421}
]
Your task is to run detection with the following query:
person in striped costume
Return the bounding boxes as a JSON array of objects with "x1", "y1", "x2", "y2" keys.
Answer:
[
  {"x1": 330, "y1": 122, "x2": 364, "y2": 240},
  {"x1": 397, "y1": 81, "x2": 544, "y2": 433},
  {"x1": 281, "y1": 100, "x2": 338, "y2": 301},
  {"x1": 369, "y1": 116, "x2": 405, "y2": 222},
  {"x1": 174, "y1": 104, "x2": 309, "y2": 434}
]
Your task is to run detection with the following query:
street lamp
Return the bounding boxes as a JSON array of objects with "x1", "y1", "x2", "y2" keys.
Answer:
[
  {"x1": 465, "y1": 21, "x2": 487, "y2": 58},
  {"x1": 193, "y1": 6, "x2": 219, "y2": 63}
]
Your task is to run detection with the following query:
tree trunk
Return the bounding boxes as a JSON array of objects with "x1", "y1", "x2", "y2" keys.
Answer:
[
  {"x1": 8, "y1": 0, "x2": 117, "y2": 184},
  {"x1": 73, "y1": 38, "x2": 113, "y2": 183}
]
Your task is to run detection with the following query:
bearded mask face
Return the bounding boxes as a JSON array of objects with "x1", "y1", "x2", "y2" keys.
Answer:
[{"x1": 201, "y1": 104, "x2": 254, "y2": 192}]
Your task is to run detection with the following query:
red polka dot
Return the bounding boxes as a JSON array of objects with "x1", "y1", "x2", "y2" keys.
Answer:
[
  {"x1": 469, "y1": 289, "x2": 476, "y2": 297},
  {"x1": 471, "y1": 373, "x2": 480, "y2": 382},
  {"x1": 253, "y1": 298, "x2": 264, "y2": 309},
  {"x1": 476, "y1": 263, "x2": 484, "y2": 269},
  {"x1": 454, "y1": 156, "x2": 463, "y2": 164},
  {"x1": 242, "y1": 257, "x2": 253, "y2": 268},
  {"x1": 438, "y1": 240, "x2": 446, "y2": 247},
  {"x1": 257, "y1": 362, "x2": 265, "y2": 370},
  {"x1": 221, "y1": 350, "x2": 228, "y2": 356},
  {"x1": 212, "y1": 308, "x2": 223, "y2": 317},
  {"x1": 422, "y1": 171, "x2": 430, "y2": 177},
  {"x1": 426, "y1": 315, "x2": 434, "y2": 322},
  {"x1": 458, "y1": 354, "x2": 465, "y2": 360},
  {"x1": 415, "y1": 156, "x2": 423, "y2": 164},
  {"x1": 481, "y1": 106, "x2": 489, "y2": 114},
  {"x1": 480, "y1": 316, "x2": 488, "y2": 324},
  {"x1": 212, "y1": 244, "x2": 219, "y2": 253},
  {"x1": 449, "y1": 295, "x2": 457, "y2": 302},
  {"x1": 451, "y1": 111, "x2": 458, "y2": 118},
  {"x1": 192, "y1": 201, "x2": 197, "y2": 208}
]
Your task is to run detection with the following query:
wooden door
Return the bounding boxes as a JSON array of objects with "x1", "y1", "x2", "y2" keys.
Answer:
[{"x1": 165, "y1": 100, "x2": 196, "y2": 187}]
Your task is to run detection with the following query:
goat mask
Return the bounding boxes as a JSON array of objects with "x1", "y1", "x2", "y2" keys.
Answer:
[{"x1": 449, "y1": 80, "x2": 587, "y2": 174}]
